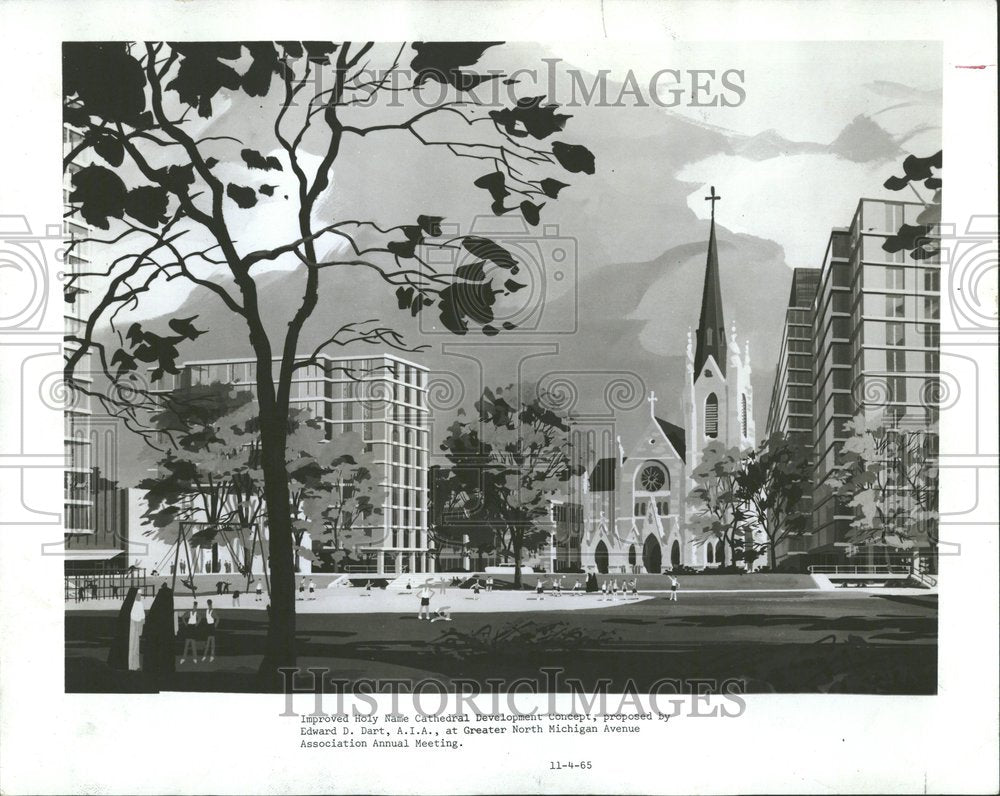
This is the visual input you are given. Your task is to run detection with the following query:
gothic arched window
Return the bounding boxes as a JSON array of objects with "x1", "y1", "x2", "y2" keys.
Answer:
[
  {"x1": 705, "y1": 393, "x2": 719, "y2": 438},
  {"x1": 741, "y1": 394, "x2": 748, "y2": 438}
]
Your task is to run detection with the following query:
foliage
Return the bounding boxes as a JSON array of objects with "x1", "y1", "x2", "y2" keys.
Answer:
[
  {"x1": 139, "y1": 382, "x2": 378, "y2": 574},
  {"x1": 435, "y1": 385, "x2": 582, "y2": 586},
  {"x1": 825, "y1": 413, "x2": 939, "y2": 557},
  {"x1": 736, "y1": 432, "x2": 812, "y2": 570},
  {"x1": 687, "y1": 441, "x2": 752, "y2": 566},
  {"x1": 286, "y1": 428, "x2": 383, "y2": 570},
  {"x1": 138, "y1": 381, "x2": 256, "y2": 540},
  {"x1": 882, "y1": 150, "x2": 941, "y2": 261}
]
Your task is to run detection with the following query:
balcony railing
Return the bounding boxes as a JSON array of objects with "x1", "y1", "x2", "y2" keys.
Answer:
[{"x1": 809, "y1": 565, "x2": 911, "y2": 575}]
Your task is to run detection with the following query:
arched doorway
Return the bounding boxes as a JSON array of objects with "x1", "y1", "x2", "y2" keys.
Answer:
[
  {"x1": 670, "y1": 540, "x2": 681, "y2": 567},
  {"x1": 627, "y1": 545, "x2": 636, "y2": 568},
  {"x1": 594, "y1": 540, "x2": 609, "y2": 574},
  {"x1": 642, "y1": 535, "x2": 661, "y2": 574},
  {"x1": 716, "y1": 540, "x2": 724, "y2": 565}
]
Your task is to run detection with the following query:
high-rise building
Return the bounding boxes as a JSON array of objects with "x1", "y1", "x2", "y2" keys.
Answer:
[
  {"x1": 807, "y1": 198, "x2": 939, "y2": 565},
  {"x1": 159, "y1": 353, "x2": 432, "y2": 574},
  {"x1": 766, "y1": 267, "x2": 821, "y2": 564},
  {"x1": 63, "y1": 125, "x2": 111, "y2": 574}
]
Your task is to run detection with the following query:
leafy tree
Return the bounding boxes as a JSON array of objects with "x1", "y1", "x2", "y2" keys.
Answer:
[
  {"x1": 437, "y1": 386, "x2": 580, "y2": 586},
  {"x1": 825, "y1": 412, "x2": 939, "y2": 569},
  {"x1": 288, "y1": 429, "x2": 383, "y2": 572},
  {"x1": 138, "y1": 381, "x2": 256, "y2": 586},
  {"x1": 687, "y1": 442, "x2": 751, "y2": 567},
  {"x1": 736, "y1": 432, "x2": 812, "y2": 571},
  {"x1": 428, "y1": 455, "x2": 503, "y2": 570},
  {"x1": 62, "y1": 41, "x2": 594, "y2": 681}
]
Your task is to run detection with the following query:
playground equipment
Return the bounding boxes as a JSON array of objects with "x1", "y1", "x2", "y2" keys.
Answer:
[{"x1": 152, "y1": 521, "x2": 269, "y2": 596}]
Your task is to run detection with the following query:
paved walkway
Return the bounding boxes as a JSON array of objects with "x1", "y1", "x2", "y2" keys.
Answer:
[
  {"x1": 64, "y1": 583, "x2": 933, "y2": 614},
  {"x1": 68, "y1": 588, "x2": 656, "y2": 614}
]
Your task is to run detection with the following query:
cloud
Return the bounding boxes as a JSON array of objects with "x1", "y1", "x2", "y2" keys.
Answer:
[{"x1": 679, "y1": 152, "x2": 899, "y2": 267}]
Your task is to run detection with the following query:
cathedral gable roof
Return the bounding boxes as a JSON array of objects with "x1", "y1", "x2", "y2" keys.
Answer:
[{"x1": 654, "y1": 417, "x2": 686, "y2": 463}]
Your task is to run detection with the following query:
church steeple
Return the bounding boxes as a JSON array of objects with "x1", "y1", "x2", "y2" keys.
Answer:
[{"x1": 694, "y1": 186, "x2": 727, "y2": 378}]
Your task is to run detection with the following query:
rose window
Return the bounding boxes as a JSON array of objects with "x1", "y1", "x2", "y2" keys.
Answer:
[{"x1": 639, "y1": 465, "x2": 665, "y2": 492}]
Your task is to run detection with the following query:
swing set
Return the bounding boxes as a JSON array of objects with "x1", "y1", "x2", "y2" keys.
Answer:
[{"x1": 156, "y1": 521, "x2": 270, "y2": 596}]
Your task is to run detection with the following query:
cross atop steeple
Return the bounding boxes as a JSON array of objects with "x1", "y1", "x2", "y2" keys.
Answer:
[
  {"x1": 648, "y1": 390, "x2": 658, "y2": 418},
  {"x1": 705, "y1": 185, "x2": 722, "y2": 220}
]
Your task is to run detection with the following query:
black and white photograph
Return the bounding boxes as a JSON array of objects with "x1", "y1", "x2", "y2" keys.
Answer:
[{"x1": 0, "y1": 1, "x2": 996, "y2": 794}]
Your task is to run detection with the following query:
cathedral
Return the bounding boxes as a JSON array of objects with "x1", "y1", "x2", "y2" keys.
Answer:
[{"x1": 577, "y1": 190, "x2": 756, "y2": 574}]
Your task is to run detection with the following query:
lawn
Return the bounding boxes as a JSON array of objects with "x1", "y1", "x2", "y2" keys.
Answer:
[{"x1": 65, "y1": 591, "x2": 936, "y2": 695}]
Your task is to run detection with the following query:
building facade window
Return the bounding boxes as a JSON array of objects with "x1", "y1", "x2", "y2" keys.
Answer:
[
  {"x1": 887, "y1": 350, "x2": 906, "y2": 371},
  {"x1": 886, "y1": 265, "x2": 905, "y2": 290},
  {"x1": 740, "y1": 394, "x2": 748, "y2": 438},
  {"x1": 886, "y1": 295, "x2": 906, "y2": 317},
  {"x1": 886, "y1": 322, "x2": 906, "y2": 346},
  {"x1": 705, "y1": 393, "x2": 719, "y2": 438}
]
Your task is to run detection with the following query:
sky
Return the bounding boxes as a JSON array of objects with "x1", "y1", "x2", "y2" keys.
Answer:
[
  {"x1": 74, "y1": 39, "x2": 944, "y2": 482},
  {"x1": 544, "y1": 40, "x2": 942, "y2": 266},
  {"x1": 93, "y1": 39, "x2": 942, "y2": 323}
]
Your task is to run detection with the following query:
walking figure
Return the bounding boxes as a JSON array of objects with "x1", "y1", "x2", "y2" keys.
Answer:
[
  {"x1": 485, "y1": 576, "x2": 494, "y2": 593},
  {"x1": 472, "y1": 578, "x2": 481, "y2": 600},
  {"x1": 298, "y1": 578, "x2": 305, "y2": 600},
  {"x1": 536, "y1": 579, "x2": 546, "y2": 600},
  {"x1": 630, "y1": 579, "x2": 638, "y2": 599},
  {"x1": 553, "y1": 577, "x2": 563, "y2": 597},
  {"x1": 601, "y1": 580, "x2": 608, "y2": 601},
  {"x1": 571, "y1": 578, "x2": 582, "y2": 595},
  {"x1": 669, "y1": 575, "x2": 679, "y2": 601},
  {"x1": 362, "y1": 580, "x2": 373, "y2": 597},
  {"x1": 417, "y1": 582, "x2": 433, "y2": 620},
  {"x1": 255, "y1": 580, "x2": 263, "y2": 602},
  {"x1": 308, "y1": 579, "x2": 316, "y2": 600},
  {"x1": 231, "y1": 589, "x2": 241, "y2": 607}
]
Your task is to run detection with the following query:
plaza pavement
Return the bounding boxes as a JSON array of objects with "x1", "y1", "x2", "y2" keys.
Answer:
[{"x1": 65, "y1": 583, "x2": 933, "y2": 615}]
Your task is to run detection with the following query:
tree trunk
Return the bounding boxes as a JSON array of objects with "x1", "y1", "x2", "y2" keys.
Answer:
[
  {"x1": 256, "y1": 415, "x2": 296, "y2": 690},
  {"x1": 768, "y1": 532, "x2": 778, "y2": 571},
  {"x1": 513, "y1": 530, "x2": 523, "y2": 589}
]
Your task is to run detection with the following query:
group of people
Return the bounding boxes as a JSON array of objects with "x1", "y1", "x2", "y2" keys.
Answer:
[
  {"x1": 594, "y1": 578, "x2": 640, "y2": 601},
  {"x1": 178, "y1": 599, "x2": 221, "y2": 663},
  {"x1": 111, "y1": 584, "x2": 176, "y2": 676},
  {"x1": 297, "y1": 578, "x2": 317, "y2": 600}
]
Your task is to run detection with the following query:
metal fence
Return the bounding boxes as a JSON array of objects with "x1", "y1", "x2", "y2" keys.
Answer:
[{"x1": 65, "y1": 569, "x2": 152, "y2": 602}]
